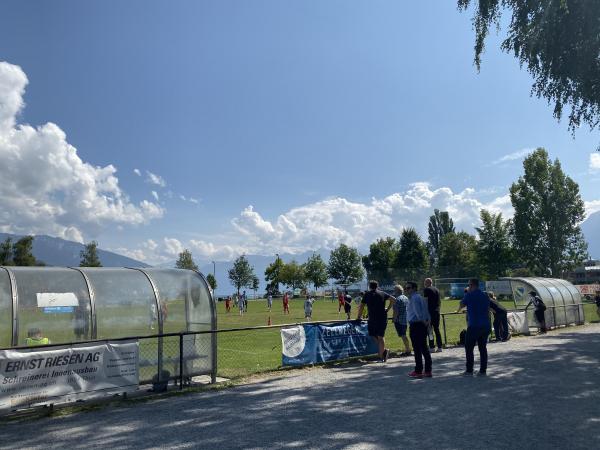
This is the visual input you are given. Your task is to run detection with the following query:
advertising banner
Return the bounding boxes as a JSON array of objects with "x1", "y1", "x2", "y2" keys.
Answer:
[
  {"x1": 0, "y1": 341, "x2": 138, "y2": 412},
  {"x1": 507, "y1": 311, "x2": 529, "y2": 335},
  {"x1": 281, "y1": 322, "x2": 378, "y2": 366},
  {"x1": 575, "y1": 284, "x2": 600, "y2": 296}
]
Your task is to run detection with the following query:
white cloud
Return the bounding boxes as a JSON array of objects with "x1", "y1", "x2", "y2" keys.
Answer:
[
  {"x1": 146, "y1": 171, "x2": 166, "y2": 187},
  {"x1": 585, "y1": 200, "x2": 600, "y2": 217},
  {"x1": 133, "y1": 168, "x2": 141, "y2": 176},
  {"x1": 230, "y1": 183, "x2": 514, "y2": 255},
  {"x1": 151, "y1": 191, "x2": 159, "y2": 201},
  {"x1": 0, "y1": 61, "x2": 164, "y2": 243},
  {"x1": 163, "y1": 237, "x2": 184, "y2": 256},
  {"x1": 189, "y1": 197, "x2": 199, "y2": 204},
  {"x1": 179, "y1": 194, "x2": 186, "y2": 201},
  {"x1": 590, "y1": 153, "x2": 600, "y2": 173},
  {"x1": 491, "y1": 148, "x2": 533, "y2": 165},
  {"x1": 189, "y1": 240, "x2": 248, "y2": 260}
]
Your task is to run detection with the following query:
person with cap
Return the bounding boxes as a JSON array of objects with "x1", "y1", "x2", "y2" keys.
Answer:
[
  {"x1": 526, "y1": 290, "x2": 547, "y2": 334},
  {"x1": 456, "y1": 278, "x2": 491, "y2": 376}
]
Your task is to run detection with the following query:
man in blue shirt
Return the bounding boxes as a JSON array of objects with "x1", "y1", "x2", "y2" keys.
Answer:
[
  {"x1": 405, "y1": 281, "x2": 432, "y2": 378},
  {"x1": 457, "y1": 278, "x2": 491, "y2": 376}
]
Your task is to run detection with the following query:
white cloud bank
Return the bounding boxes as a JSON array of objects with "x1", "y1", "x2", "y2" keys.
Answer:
[
  {"x1": 0, "y1": 61, "x2": 164, "y2": 242},
  {"x1": 590, "y1": 153, "x2": 600, "y2": 173}
]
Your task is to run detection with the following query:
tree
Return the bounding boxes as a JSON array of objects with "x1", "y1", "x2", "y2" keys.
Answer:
[
  {"x1": 362, "y1": 237, "x2": 399, "y2": 283},
  {"x1": 427, "y1": 209, "x2": 455, "y2": 267},
  {"x1": 458, "y1": 1, "x2": 600, "y2": 134},
  {"x1": 79, "y1": 241, "x2": 102, "y2": 267},
  {"x1": 175, "y1": 249, "x2": 199, "y2": 271},
  {"x1": 437, "y1": 231, "x2": 478, "y2": 277},
  {"x1": 510, "y1": 148, "x2": 588, "y2": 276},
  {"x1": 475, "y1": 210, "x2": 514, "y2": 279},
  {"x1": 327, "y1": 244, "x2": 365, "y2": 286},
  {"x1": 251, "y1": 275, "x2": 260, "y2": 294},
  {"x1": 0, "y1": 238, "x2": 12, "y2": 265},
  {"x1": 206, "y1": 273, "x2": 217, "y2": 291},
  {"x1": 228, "y1": 255, "x2": 255, "y2": 296},
  {"x1": 264, "y1": 255, "x2": 285, "y2": 293},
  {"x1": 394, "y1": 228, "x2": 429, "y2": 279},
  {"x1": 304, "y1": 253, "x2": 329, "y2": 292},
  {"x1": 12, "y1": 236, "x2": 37, "y2": 266},
  {"x1": 280, "y1": 261, "x2": 307, "y2": 292}
]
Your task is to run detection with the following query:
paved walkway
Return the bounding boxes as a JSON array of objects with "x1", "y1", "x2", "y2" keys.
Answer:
[{"x1": 2, "y1": 324, "x2": 600, "y2": 449}]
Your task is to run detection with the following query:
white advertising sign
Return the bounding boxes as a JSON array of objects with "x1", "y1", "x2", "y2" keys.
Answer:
[
  {"x1": 507, "y1": 311, "x2": 529, "y2": 335},
  {"x1": 0, "y1": 341, "x2": 138, "y2": 412},
  {"x1": 36, "y1": 292, "x2": 78, "y2": 307}
]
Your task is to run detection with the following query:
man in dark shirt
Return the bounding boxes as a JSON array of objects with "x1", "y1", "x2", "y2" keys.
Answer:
[
  {"x1": 457, "y1": 278, "x2": 491, "y2": 376},
  {"x1": 594, "y1": 290, "x2": 600, "y2": 320},
  {"x1": 423, "y1": 278, "x2": 442, "y2": 352},
  {"x1": 488, "y1": 292, "x2": 509, "y2": 342},
  {"x1": 356, "y1": 280, "x2": 395, "y2": 362}
]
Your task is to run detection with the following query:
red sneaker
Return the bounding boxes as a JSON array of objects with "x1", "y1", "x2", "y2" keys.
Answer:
[
  {"x1": 423, "y1": 371, "x2": 433, "y2": 378},
  {"x1": 408, "y1": 371, "x2": 423, "y2": 378}
]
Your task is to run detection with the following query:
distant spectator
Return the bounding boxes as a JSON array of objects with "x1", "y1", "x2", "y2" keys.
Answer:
[
  {"x1": 267, "y1": 294, "x2": 273, "y2": 312},
  {"x1": 356, "y1": 280, "x2": 395, "y2": 362},
  {"x1": 238, "y1": 294, "x2": 245, "y2": 316},
  {"x1": 343, "y1": 292, "x2": 353, "y2": 320},
  {"x1": 457, "y1": 278, "x2": 491, "y2": 376},
  {"x1": 225, "y1": 296, "x2": 231, "y2": 313},
  {"x1": 488, "y1": 292, "x2": 509, "y2": 342},
  {"x1": 242, "y1": 291, "x2": 248, "y2": 312},
  {"x1": 392, "y1": 285, "x2": 411, "y2": 356},
  {"x1": 423, "y1": 278, "x2": 442, "y2": 352},
  {"x1": 405, "y1": 281, "x2": 431, "y2": 378},
  {"x1": 304, "y1": 295, "x2": 315, "y2": 321},
  {"x1": 283, "y1": 292, "x2": 290, "y2": 314},
  {"x1": 25, "y1": 328, "x2": 50, "y2": 346},
  {"x1": 526, "y1": 291, "x2": 547, "y2": 334},
  {"x1": 595, "y1": 290, "x2": 600, "y2": 319}
]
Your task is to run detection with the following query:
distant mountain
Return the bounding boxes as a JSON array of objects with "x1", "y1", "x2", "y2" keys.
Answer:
[
  {"x1": 582, "y1": 211, "x2": 600, "y2": 259},
  {"x1": 0, "y1": 233, "x2": 149, "y2": 267}
]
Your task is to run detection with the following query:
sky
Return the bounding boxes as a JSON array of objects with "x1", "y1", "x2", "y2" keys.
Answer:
[{"x1": 1, "y1": 0, "x2": 599, "y2": 265}]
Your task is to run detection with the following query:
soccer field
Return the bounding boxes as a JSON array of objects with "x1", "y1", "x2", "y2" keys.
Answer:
[{"x1": 214, "y1": 296, "x2": 519, "y2": 379}]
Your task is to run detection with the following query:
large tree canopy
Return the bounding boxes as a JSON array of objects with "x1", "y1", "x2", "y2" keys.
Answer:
[
  {"x1": 510, "y1": 148, "x2": 588, "y2": 275},
  {"x1": 458, "y1": 0, "x2": 600, "y2": 133}
]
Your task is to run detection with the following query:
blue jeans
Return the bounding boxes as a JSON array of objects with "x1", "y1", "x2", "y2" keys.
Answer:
[{"x1": 465, "y1": 326, "x2": 490, "y2": 373}]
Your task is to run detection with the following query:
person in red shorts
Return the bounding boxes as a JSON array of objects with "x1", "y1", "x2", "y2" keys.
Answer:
[
  {"x1": 283, "y1": 292, "x2": 290, "y2": 314},
  {"x1": 225, "y1": 296, "x2": 231, "y2": 313}
]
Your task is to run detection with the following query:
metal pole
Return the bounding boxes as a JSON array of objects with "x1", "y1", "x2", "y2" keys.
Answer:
[
  {"x1": 179, "y1": 333, "x2": 184, "y2": 390},
  {"x1": 442, "y1": 314, "x2": 447, "y2": 346}
]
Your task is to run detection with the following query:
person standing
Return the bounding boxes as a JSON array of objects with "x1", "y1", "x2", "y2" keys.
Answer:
[
  {"x1": 488, "y1": 292, "x2": 509, "y2": 341},
  {"x1": 405, "y1": 281, "x2": 432, "y2": 378},
  {"x1": 304, "y1": 295, "x2": 314, "y2": 321},
  {"x1": 343, "y1": 292, "x2": 353, "y2": 320},
  {"x1": 456, "y1": 279, "x2": 491, "y2": 376},
  {"x1": 283, "y1": 291, "x2": 290, "y2": 314},
  {"x1": 338, "y1": 291, "x2": 345, "y2": 314},
  {"x1": 595, "y1": 290, "x2": 600, "y2": 319},
  {"x1": 356, "y1": 280, "x2": 395, "y2": 362},
  {"x1": 526, "y1": 290, "x2": 547, "y2": 334},
  {"x1": 242, "y1": 290, "x2": 248, "y2": 312},
  {"x1": 423, "y1": 278, "x2": 442, "y2": 352},
  {"x1": 392, "y1": 285, "x2": 411, "y2": 356},
  {"x1": 225, "y1": 296, "x2": 231, "y2": 313},
  {"x1": 267, "y1": 294, "x2": 273, "y2": 312}
]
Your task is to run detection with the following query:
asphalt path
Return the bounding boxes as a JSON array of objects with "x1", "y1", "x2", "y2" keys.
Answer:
[{"x1": 2, "y1": 324, "x2": 600, "y2": 449}]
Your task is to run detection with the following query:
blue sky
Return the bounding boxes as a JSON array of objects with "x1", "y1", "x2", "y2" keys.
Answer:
[{"x1": 1, "y1": 0, "x2": 599, "y2": 264}]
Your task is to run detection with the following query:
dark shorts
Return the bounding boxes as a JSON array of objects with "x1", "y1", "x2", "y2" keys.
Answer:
[
  {"x1": 394, "y1": 322, "x2": 407, "y2": 337},
  {"x1": 368, "y1": 320, "x2": 387, "y2": 337},
  {"x1": 344, "y1": 303, "x2": 351, "y2": 313}
]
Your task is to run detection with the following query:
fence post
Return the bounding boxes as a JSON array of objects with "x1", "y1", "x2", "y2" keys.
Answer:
[
  {"x1": 179, "y1": 333, "x2": 184, "y2": 390},
  {"x1": 442, "y1": 314, "x2": 447, "y2": 347},
  {"x1": 211, "y1": 330, "x2": 217, "y2": 384},
  {"x1": 551, "y1": 307, "x2": 556, "y2": 330}
]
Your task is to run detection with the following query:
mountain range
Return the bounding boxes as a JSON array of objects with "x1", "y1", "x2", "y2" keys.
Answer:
[{"x1": 0, "y1": 233, "x2": 149, "y2": 268}]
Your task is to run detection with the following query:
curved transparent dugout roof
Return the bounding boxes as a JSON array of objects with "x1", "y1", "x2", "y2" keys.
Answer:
[{"x1": 0, "y1": 267, "x2": 215, "y2": 348}]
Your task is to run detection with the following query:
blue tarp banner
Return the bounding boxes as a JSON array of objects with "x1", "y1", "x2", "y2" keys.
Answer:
[{"x1": 281, "y1": 321, "x2": 378, "y2": 366}]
